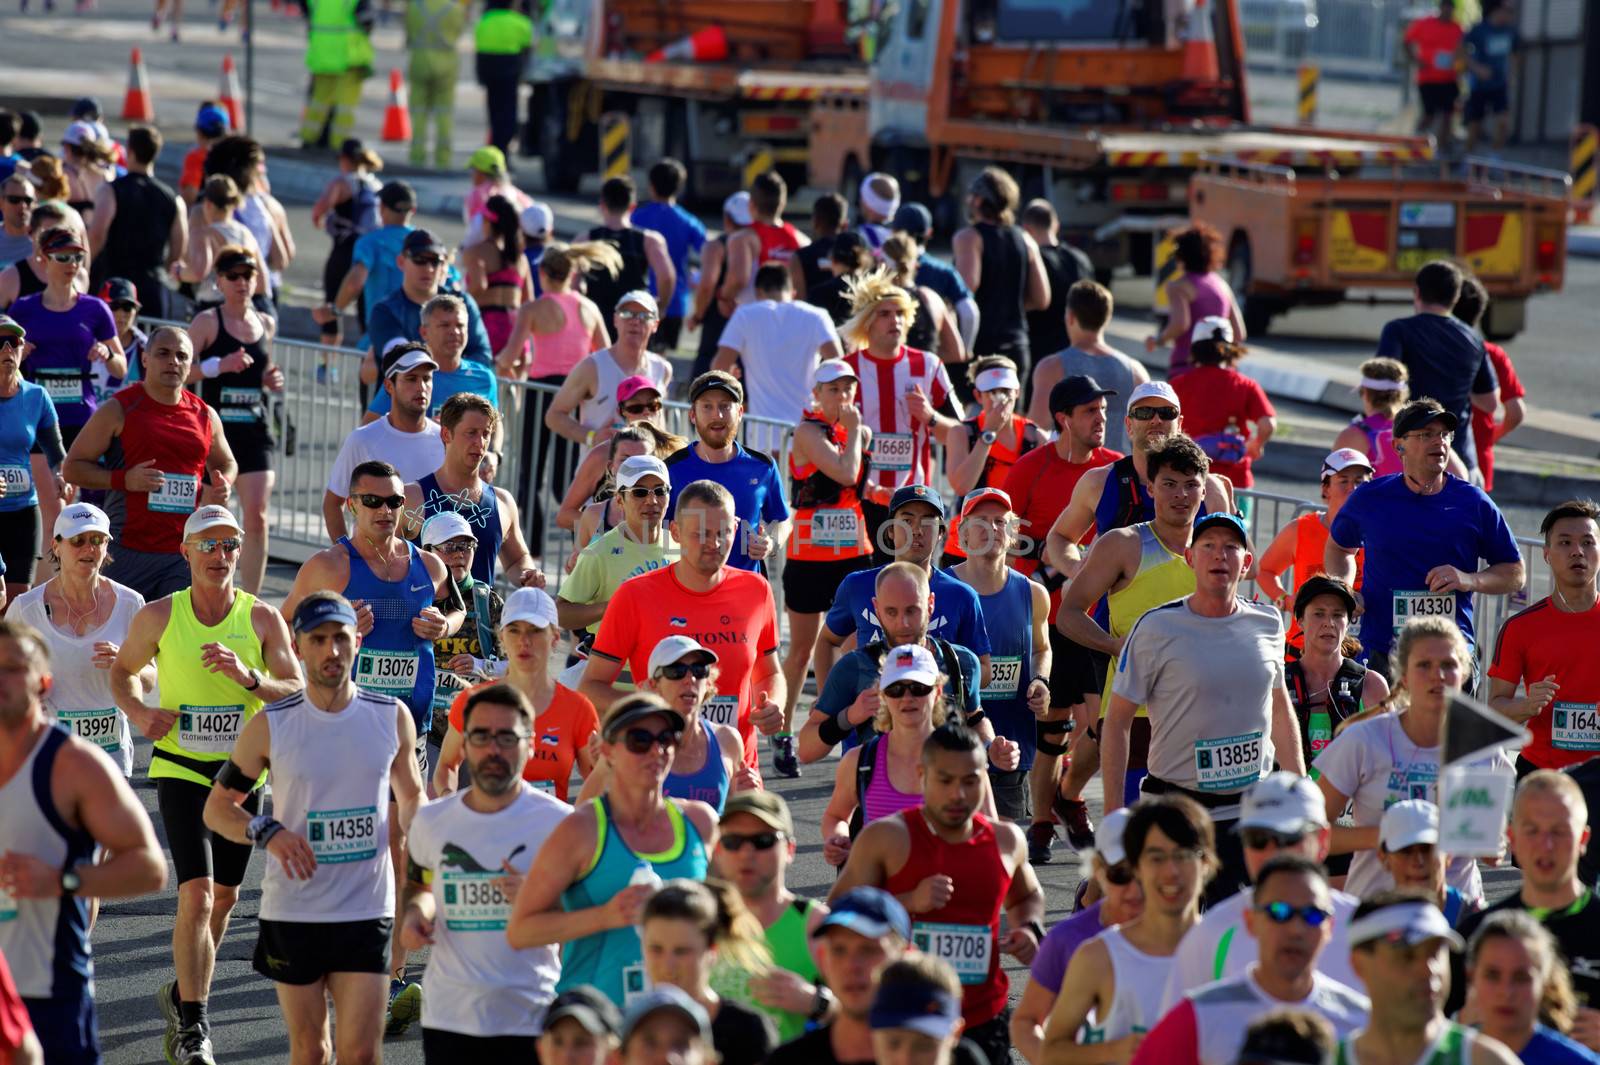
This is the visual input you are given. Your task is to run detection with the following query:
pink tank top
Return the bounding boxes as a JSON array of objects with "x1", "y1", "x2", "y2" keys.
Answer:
[
  {"x1": 1354, "y1": 411, "x2": 1404, "y2": 475},
  {"x1": 527, "y1": 290, "x2": 594, "y2": 379},
  {"x1": 861, "y1": 735, "x2": 923, "y2": 826},
  {"x1": 1170, "y1": 271, "x2": 1231, "y2": 376}
]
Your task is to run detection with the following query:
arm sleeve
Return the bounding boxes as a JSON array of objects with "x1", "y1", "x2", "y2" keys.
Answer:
[
  {"x1": 1130, "y1": 999, "x2": 1200, "y2": 1065},
  {"x1": 35, "y1": 418, "x2": 65, "y2": 469}
]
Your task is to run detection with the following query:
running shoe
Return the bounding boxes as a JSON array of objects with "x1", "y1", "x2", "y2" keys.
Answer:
[
  {"x1": 384, "y1": 978, "x2": 422, "y2": 1037},
  {"x1": 1026, "y1": 821, "x2": 1056, "y2": 865},
  {"x1": 772, "y1": 734, "x2": 800, "y2": 779},
  {"x1": 315, "y1": 364, "x2": 327, "y2": 386},
  {"x1": 1054, "y1": 795, "x2": 1096, "y2": 852},
  {"x1": 157, "y1": 980, "x2": 181, "y2": 1060},
  {"x1": 168, "y1": 1023, "x2": 216, "y2": 1065}
]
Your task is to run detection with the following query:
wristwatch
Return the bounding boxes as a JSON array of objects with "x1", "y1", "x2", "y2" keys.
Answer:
[
  {"x1": 981, "y1": 430, "x2": 998, "y2": 445},
  {"x1": 807, "y1": 984, "x2": 836, "y2": 1022},
  {"x1": 60, "y1": 869, "x2": 82, "y2": 896},
  {"x1": 243, "y1": 668, "x2": 261, "y2": 691}
]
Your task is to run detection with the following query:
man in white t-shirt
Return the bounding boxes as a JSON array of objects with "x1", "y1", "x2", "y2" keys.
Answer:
[
  {"x1": 324, "y1": 343, "x2": 445, "y2": 541},
  {"x1": 713, "y1": 264, "x2": 842, "y2": 434}
]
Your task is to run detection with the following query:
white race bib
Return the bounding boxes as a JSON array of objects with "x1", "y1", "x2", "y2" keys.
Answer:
[
  {"x1": 218, "y1": 386, "x2": 262, "y2": 423},
  {"x1": 38, "y1": 370, "x2": 84, "y2": 404},
  {"x1": 148, "y1": 473, "x2": 199, "y2": 514},
  {"x1": 702, "y1": 696, "x2": 738, "y2": 728},
  {"x1": 0, "y1": 465, "x2": 32, "y2": 497},
  {"x1": 1552, "y1": 702, "x2": 1600, "y2": 752},
  {"x1": 871, "y1": 432, "x2": 915, "y2": 473},
  {"x1": 355, "y1": 649, "x2": 419, "y2": 693},
  {"x1": 912, "y1": 921, "x2": 993, "y2": 985},
  {"x1": 810, "y1": 507, "x2": 861, "y2": 548},
  {"x1": 1393, "y1": 590, "x2": 1456, "y2": 624},
  {"x1": 306, "y1": 806, "x2": 379, "y2": 864},
  {"x1": 622, "y1": 963, "x2": 652, "y2": 1006},
  {"x1": 981, "y1": 656, "x2": 1022, "y2": 699},
  {"x1": 177, "y1": 703, "x2": 243, "y2": 754},
  {"x1": 531, "y1": 779, "x2": 557, "y2": 796},
  {"x1": 440, "y1": 869, "x2": 511, "y2": 931},
  {"x1": 58, "y1": 707, "x2": 120, "y2": 754},
  {"x1": 0, "y1": 886, "x2": 15, "y2": 923},
  {"x1": 1194, "y1": 731, "x2": 1265, "y2": 792}
]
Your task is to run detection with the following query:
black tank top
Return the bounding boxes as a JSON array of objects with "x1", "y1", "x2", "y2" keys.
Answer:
[
  {"x1": 972, "y1": 221, "x2": 1029, "y2": 358},
  {"x1": 92, "y1": 173, "x2": 178, "y2": 290},
  {"x1": 196, "y1": 310, "x2": 271, "y2": 427},
  {"x1": 13, "y1": 259, "x2": 45, "y2": 302},
  {"x1": 795, "y1": 235, "x2": 835, "y2": 298},
  {"x1": 695, "y1": 236, "x2": 731, "y2": 369},
  {"x1": 585, "y1": 225, "x2": 649, "y2": 333},
  {"x1": 1027, "y1": 242, "x2": 1087, "y2": 358},
  {"x1": 904, "y1": 285, "x2": 938, "y2": 353}
]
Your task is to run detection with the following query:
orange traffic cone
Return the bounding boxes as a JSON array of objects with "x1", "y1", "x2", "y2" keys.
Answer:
[
  {"x1": 218, "y1": 54, "x2": 243, "y2": 131},
  {"x1": 807, "y1": 0, "x2": 847, "y2": 53},
  {"x1": 121, "y1": 47, "x2": 155, "y2": 122},
  {"x1": 382, "y1": 69, "x2": 412, "y2": 143},
  {"x1": 1183, "y1": 0, "x2": 1220, "y2": 83},
  {"x1": 645, "y1": 24, "x2": 728, "y2": 63}
]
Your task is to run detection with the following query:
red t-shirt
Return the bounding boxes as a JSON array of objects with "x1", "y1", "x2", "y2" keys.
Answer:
[
  {"x1": 180, "y1": 146, "x2": 207, "y2": 194},
  {"x1": 1405, "y1": 15, "x2": 1464, "y2": 84},
  {"x1": 592, "y1": 565, "x2": 779, "y2": 770},
  {"x1": 0, "y1": 949, "x2": 32, "y2": 1063},
  {"x1": 115, "y1": 384, "x2": 215, "y2": 554},
  {"x1": 1171, "y1": 365, "x2": 1275, "y2": 488},
  {"x1": 1488, "y1": 597, "x2": 1600, "y2": 770},
  {"x1": 1471, "y1": 341, "x2": 1524, "y2": 493},
  {"x1": 448, "y1": 681, "x2": 599, "y2": 801},
  {"x1": 1001, "y1": 443, "x2": 1121, "y2": 619}
]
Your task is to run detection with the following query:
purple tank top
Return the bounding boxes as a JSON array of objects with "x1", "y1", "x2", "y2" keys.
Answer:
[
  {"x1": 1170, "y1": 272, "x2": 1230, "y2": 376},
  {"x1": 862, "y1": 735, "x2": 923, "y2": 826},
  {"x1": 1354, "y1": 411, "x2": 1404, "y2": 475}
]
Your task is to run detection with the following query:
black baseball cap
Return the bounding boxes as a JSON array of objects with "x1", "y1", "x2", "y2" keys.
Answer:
[
  {"x1": 71, "y1": 97, "x2": 102, "y2": 121},
  {"x1": 378, "y1": 181, "x2": 416, "y2": 211},
  {"x1": 292, "y1": 593, "x2": 359, "y2": 634},
  {"x1": 1392, "y1": 402, "x2": 1459, "y2": 438},
  {"x1": 543, "y1": 986, "x2": 622, "y2": 1038},
  {"x1": 689, "y1": 370, "x2": 743, "y2": 405},
  {"x1": 1049, "y1": 374, "x2": 1118, "y2": 417},
  {"x1": 98, "y1": 278, "x2": 141, "y2": 309},
  {"x1": 888, "y1": 483, "x2": 946, "y2": 519},
  {"x1": 1293, "y1": 575, "x2": 1358, "y2": 619},
  {"x1": 827, "y1": 229, "x2": 868, "y2": 267},
  {"x1": 892, "y1": 202, "x2": 933, "y2": 238},
  {"x1": 402, "y1": 228, "x2": 446, "y2": 257}
]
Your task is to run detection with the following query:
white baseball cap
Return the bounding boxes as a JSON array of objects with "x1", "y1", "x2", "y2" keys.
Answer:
[
  {"x1": 617, "y1": 290, "x2": 659, "y2": 317},
  {"x1": 61, "y1": 120, "x2": 101, "y2": 148},
  {"x1": 54, "y1": 502, "x2": 111, "y2": 540},
  {"x1": 1237, "y1": 772, "x2": 1329, "y2": 835},
  {"x1": 1380, "y1": 799, "x2": 1440, "y2": 852},
  {"x1": 1095, "y1": 807, "x2": 1134, "y2": 867},
  {"x1": 383, "y1": 345, "x2": 439, "y2": 379},
  {"x1": 648, "y1": 635, "x2": 719, "y2": 676},
  {"x1": 1322, "y1": 447, "x2": 1376, "y2": 477},
  {"x1": 420, "y1": 511, "x2": 474, "y2": 547},
  {"x1": 1347, "y1": 899, "x2": 1464, "y2": 951},
  {"x1": 1127, "y1": 381, "x2": 1181, "y2": 410},
  {"x1": 1189, "y1": 315, "x2": 1234, "y2": 346},
  {"x1": 183, "y1": 504, "x2": 242, "y2": 538},
  {"x1": 520, "y1": 201, "x2": 554, "y2": 237},
  {"x1": 723, "y1": 191, "x2": 753, "y2": 227},
  {"x1": 811, "y1": 359, "x2": 857, "y2": 388},
  {"x1": 879, "y1": 643, "x2": 940, "y2": 688},
  {"x1": 616, "y1": 455, "x2": 670, "y2": 490},
  {"x1": 501, "y1": 586, "x2": 558, "y2": 629}
]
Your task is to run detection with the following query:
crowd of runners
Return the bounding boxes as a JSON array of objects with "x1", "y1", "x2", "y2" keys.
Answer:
[{"x1": 0, "y1": 107, "x2": 1596, "y2": 1065}]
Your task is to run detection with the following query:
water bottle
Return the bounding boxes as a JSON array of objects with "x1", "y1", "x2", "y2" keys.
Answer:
[{"x1": 628, "y1": 861, "x2": 662, "y2": 939}]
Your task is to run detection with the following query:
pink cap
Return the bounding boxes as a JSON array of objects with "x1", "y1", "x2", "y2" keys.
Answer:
[{"x1": 617, "y1": 375, "x2": 661, "y2": 404}]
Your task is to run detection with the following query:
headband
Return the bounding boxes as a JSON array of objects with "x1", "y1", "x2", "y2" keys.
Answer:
[
  {"x1": 1359, "y1": 376, "x2": 1405, "y2": 392},
  {"x1": 859, "y1": 177, "x2": 900, "y2": 220},
  {"x1": 973, "y1": 366, "x2": 1020, "y2": 393}
]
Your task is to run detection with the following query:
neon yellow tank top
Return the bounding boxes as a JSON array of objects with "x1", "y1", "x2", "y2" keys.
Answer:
[
  {"x1": 1102, "y1": 523, "x2": 1197, "y2": 715},
  {"x1": 150, "y1": 589, "x2": 267, "y2": 786}
]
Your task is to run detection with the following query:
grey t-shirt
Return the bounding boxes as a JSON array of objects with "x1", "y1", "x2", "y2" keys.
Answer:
[
  {"x1": 1113, "y1": 596, "x2": 1286, "y2": 795},
  {"x1": 1053, "y1": 346, "x2": 1140, "y2": 453}
]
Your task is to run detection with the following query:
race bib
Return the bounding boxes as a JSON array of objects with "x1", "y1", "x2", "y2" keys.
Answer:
[
  {"x1": 0, "y1": 465, "x2": 32, "y2": 497},
  {"x1": 702, "y1": 696, "x2": 738, "y2": 728},
  {"x1": 148, "y1": 473, "x2": 199, "y2": 514},
  {"x1": 1393, "y1": 590, "x2": 1456, "y2": 624},
  {"x1": 1194, "y1": 731, "x2": 1265, "y2": 792},
  {"x1": 810, "y1": 508, "x2": 861, "y2": 549},
  {"x1": 59, "y1": 707, "x2": 121, "y2": 754},
  {"x1": 38, "y1": 370, "x2": 84, "y2": 404},
  {"x1": 306, "y1": 806, "x2": 379, "y2": 864},
  {"x1": 177, "y1": 703, "x2": 243, "y2": 754},
  {"x1": 0, "y1": 886, "x2": 15, "y2": 923},
  {"x1": 440, "y1": 869, "x2": 511, "y2": 931},
  {"x1": 871, "y1": 432, "x2": 915, "y2": 473},
  {"x1": 623, "y1": 963, "x2": 651, "y2": 1006},
  {"x1": 218, "y1": 386, "x2": 262, "y2": 423},
  {"x1": 355, "y1": 649, "x2": 419, "y2": 693},
  {"x1": 912, "y1": 922, "x2": 993, "y2": 985},
  {"x1": 981, "y1": 656, "x2": 1022, "y2": 699},
  {"x1": 531, "y1": 779, "x2": 557, "y2": 796},
  {"x1": 1551, "y1": 701, "x2": 1600, "y2": 752},
  {"x1": 1433, "y1": 50, "x2": 1455, "y2": 70},
  {"x1": 431, "y1": 680, "x2": 460, "y2": 717}
]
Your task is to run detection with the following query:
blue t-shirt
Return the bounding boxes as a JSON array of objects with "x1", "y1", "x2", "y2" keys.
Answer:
[
  {"x1": 350, "y1": 224, "x2": 414, "y2": 344},
  {"x1": 1328, "y1": 473, "x2": 1521, "y2": 658},
  {"x1": 663, "y1": 443, "x2": 790, "y2": 573},
  {"x1": 916, "y1": 254, "x2": 972, "y2": 306},
  {"x1": 814, "y1": 640, "x2": 983, "y2": 752},
  {"x1": 1375, "y1": 312, "x2": 1496, "y2": 471},
  {"x1": 365, "y1": 286, "x2": 493, "y2": 367},
  {"x1": 1520, "y1": 1026, "x2": 1600, "y2": 1065},
  {"x1": 1465, "y1": 21, "x2": 1518, "y2": 90},
  {"x1": 366, "y1": 358, "x2": 499, "y2": 419},
  {"x1": 0, "y1": 381, "x2": 57, "y2": 510},
  {"x1": 824, "y1": 566, "x2": 993, "y2": 658},
  {"x1": 631, "y1": 201, "x2": 706, "y2": 319}
]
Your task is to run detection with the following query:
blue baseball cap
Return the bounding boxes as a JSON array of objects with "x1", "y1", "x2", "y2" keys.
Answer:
[
  {"x1": 869, "y1": 978, "x2": 962, "y2": 1039},
  {"x1": 620, "y1": 986, "x2": 713, "y2": 1045},
  {"x1": 889, "y1": 484, "x2": 946, "y2": 519},
  {"x1": 1192, "y1": 511, "x2": 1251, "y2": 549},
  {"x1": 812, "y1": 887, "x2": 911, "y2": 941},
  {"x1": 292, "y1": 594, "x2": 360, "y2": 634},
  {"x1": 195, "y1": 103, "x2": 230, "y2": 137}
]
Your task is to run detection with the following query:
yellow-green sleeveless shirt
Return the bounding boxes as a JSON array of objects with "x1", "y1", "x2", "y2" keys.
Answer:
[
  {"x1": 150, "y1": 589, "x2": 267, "y2": 787},
  {"x1": 1102, "y1": 523, "x2": 1197, "y2": 715}
]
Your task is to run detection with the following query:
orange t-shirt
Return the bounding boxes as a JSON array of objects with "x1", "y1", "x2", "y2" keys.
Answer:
[
  {"x1": 591, "y1": 565, "x2": 779, "y2": 771},
  {"x1": 1284, "y1": 511, "x2": 1364, "y2": 649},
  {"x1": 448, "y1": 681, "x2": 599, "y2": 802},
  {"x1": 1405, "y1": 15, "x2": 1463, "y2": 84},
  {"x1": 180, "y1": 145, "x2": 208, "y2": 194}
]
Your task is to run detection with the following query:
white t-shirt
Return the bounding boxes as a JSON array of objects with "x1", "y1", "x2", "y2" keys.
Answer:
[
  {"x1": 408, "y1": 784, "x2": 570, "y2": 1037},
  {"x1": 326, "y1": 415, "x2": 446, "y2": 496},
  {"x1": 717, "y1": 299, "x2": 839, "y2": 424},
  {"x1": 1160, "y1": 887, "x2": 1362, "y2": 1013},
  {"x1": 1155, "y1": 967, "x2": 1369, "y2": 1065},
  {"x1": 1311, "y1": 711, "x2": 1511, "y2": 900},
  {"x1": 10, "y1": 581, "x2": 146, "y2": 778}
]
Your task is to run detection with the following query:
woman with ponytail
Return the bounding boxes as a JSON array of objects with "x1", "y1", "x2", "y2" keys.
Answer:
[{"x1": 464, "y1": 193, "x2": 531, "y2": 353}]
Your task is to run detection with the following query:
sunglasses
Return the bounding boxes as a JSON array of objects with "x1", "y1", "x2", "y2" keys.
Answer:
[
  {"x1": 621, "y1": 400, "x2": 663, "y2": 415},
  {"x1": 190, "y1": 537, "x2": 242, "y2": 554},
  {"x1": 110, "y1": 301, "x2": 139, "y2": 314},
  {"x1": 883, "y1": 681, "x2": 934, "y2": 699},
  {"x1": 721, "y1": 832, "x2": 782, "y2": 852},
  {"x1": 622, "y1": 727, "x2": 681, "y2": 755},
  {"x1": 1241, "y1": 828, "x2": 1307, "y2": 851},
  {"x1": 625, "y1": 486, "x2": 669, "y2": 500},
  {"x1": 356, "y1": 493, "x2": 406, "y2": 511},
  {"x1": 221, "y1": 270, "x2": 255, "y2": 283},
  {"x1": 465, "y1": 728, "x2": 530, "y2": 749},
  {"x1": 65, "y1": 533, "x2": 108, "y2": 548},
  {"x1": 1129, "y1": 406, "x2": 1180, "y2": 422},
  {"x1": 615, "y1": 309, "x2": 657, "y2": 322},
  {"x1": 0, "y1": 337, "x2": 20, "y2": 351},
  {"x1": 5, "y1": 196, "x2": 34, "y2": 206},
  {"x1": 48, "y1": 252, "x2": 85, "y2": 265},
  {"x1": 657, "y1": 661, "x2": 710, "y2": 681},
  {"x1": 409, "y1": 255, "x2": 445, "y2": 267},
  {"x1": 1254, "y1": 902, "x2": 1332, "y2": 927},
  {"x1": 1103, "y1": 861, "x2": 1136, "y2": 886},
  {"x1": 432, "y1": 537, "x2": 477, "y2": 554}
]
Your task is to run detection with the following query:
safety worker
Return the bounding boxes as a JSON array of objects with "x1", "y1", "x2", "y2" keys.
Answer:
[
  {"x1": 405, "y1": 0, "x2": 469, "y2": 168},
  {"x1": 475, "y1": 0, "x2": 533, "y2": 158},
  {"x1": 299, "y1": 0, "x2": 377, "y2": 151}
]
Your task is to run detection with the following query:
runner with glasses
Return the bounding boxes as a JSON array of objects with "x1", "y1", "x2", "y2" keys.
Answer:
[
  {"x1": 418, "y1": 512, "x2": 502, "y2": 742},
  {"x1": 0, "y1": 314, "x2": 64, "y2": 604},
  {"x1": 508, "y1": 692, "x2": 719, "y2": 1010},
  {"x1": 109, "y1": 503, "x2": 300, "y2": 1065}
]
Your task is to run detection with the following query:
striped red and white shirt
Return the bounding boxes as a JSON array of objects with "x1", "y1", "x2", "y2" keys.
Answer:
[{"x1": 843, "y1": 345, "x2": 954, "y2": 490}]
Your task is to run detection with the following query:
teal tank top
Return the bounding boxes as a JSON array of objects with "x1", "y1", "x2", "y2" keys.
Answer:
[{"x1": 557, "y1": 795, "x2": 708, "y2": 1008}]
